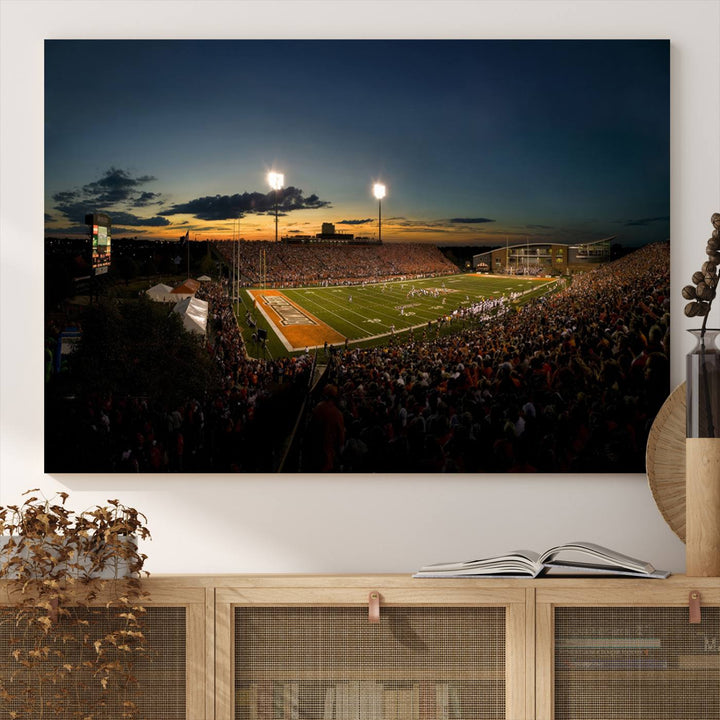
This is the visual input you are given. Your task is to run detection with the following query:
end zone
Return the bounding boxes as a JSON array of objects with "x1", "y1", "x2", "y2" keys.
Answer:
[{"x1": 248, "y1": 289, "x2": 345, "y2": 351}]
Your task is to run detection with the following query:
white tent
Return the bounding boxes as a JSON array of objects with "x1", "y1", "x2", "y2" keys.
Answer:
[
  {"x1": 146, "y1": 283, "x2": 175, "y2": 302},
  {"x1": 197, "y1": 275, "x2": 212, "y2": 282},
  {"x1": 169, "y1": 278, "x2": 200, "y2": 302},
  {"x1": 172, "y1": 296, "x2": 209, "y2": 336}
]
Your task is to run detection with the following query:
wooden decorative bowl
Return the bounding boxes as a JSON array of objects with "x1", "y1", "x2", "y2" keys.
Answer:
[{"x1": 646, "y1": 383, "x2": 686, "y2": 542}]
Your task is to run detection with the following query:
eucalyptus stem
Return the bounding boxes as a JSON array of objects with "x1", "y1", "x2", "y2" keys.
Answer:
[
  {"x1": 700, "y1": 252, "x2": 716, "y2": 437},
  {"x1": 699, "y1": 322, "x2": 716, "y2": 437}
]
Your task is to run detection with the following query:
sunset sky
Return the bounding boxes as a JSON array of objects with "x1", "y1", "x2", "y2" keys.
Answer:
[{"x1": 44, "y1": 39, "x2": 669, "y2": 247}]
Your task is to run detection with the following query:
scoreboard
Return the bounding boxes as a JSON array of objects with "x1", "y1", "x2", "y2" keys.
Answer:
[{"x1": 85, "y1": 213, "x2": 112, "y2": 275}]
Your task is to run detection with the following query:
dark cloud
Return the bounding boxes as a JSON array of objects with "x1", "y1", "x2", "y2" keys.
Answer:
[
  {"x1": 393, "y1": 219, "x2": 461, "y2": 231},
  {"x1": 394, "y1": 219, "x2": 436, "y2": 227},
  {"x1": 94, "y1": 190, "x2": 132, "y2": 205},
  {"x1": 194, "y1": 224, "x2": 229, "y2": 232},
  {"x1": 51, "y1": 201, "x2": 169, "y2": 227},
  {"x1": 160, "y1": 186, "x2": 331, "y2": 221},
  {"x1": 526, "y1": 224, "x2": 554, "y2": 230},
  {"x1": 392, "y1": 219, "x2": 454, "y2": 234},
  {"x1": 46, "y1": 223, "x2": 148, "y2": 237},
  {"x1": 50, "y1": 168, "x2": 162, "y2": 225},
  {"x1": 337, "y1": 218, "x2": 373, "y2": 225},
  {"x1": 45, "y1": 225, "x2": 92, "y2": 236},
  {"x1": 160, "y1": 193, "x2": 264, "y2": 221},
  {"x1": 53, "y1": 201, "x2": 97, "y2": 224},
  {"x1": 132, "y1": 191, "x2": 163, "y2": 207},
  {"x1": 112, "y1": 227, "x2": 150, "y2": 235},
  {"x1": 108, "y1": 211, "x2": 170, "y2": 227},
  {"x1": 52, "y1": 190, "x2": 79, "y2": 204},
  {"x1": 450, "y1": 217, "x2": 495, "y2": 224},
  {"x1": 623, "y1": 216, "x2": 669, "y2": 227},
  {"x1": 44, "y1": 213, "x2": 53, "y2": 222},
  {"x1": 83, "y1": 167, "x2": 156, "y2": 195},
  {"x1": 48, "y1": 169, "x2": 331, "y2": 230},
  {"x1": 82, "y1": 168, "x2": 157, "y2": 206},
  {"x1": 301, "y1": 193, "x2": 329, "y2": 209}
]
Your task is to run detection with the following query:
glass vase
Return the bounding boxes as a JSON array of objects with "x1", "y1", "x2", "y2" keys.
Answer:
[{"x1": 686, "y1": 328, "x2": 720, "y2": 438}]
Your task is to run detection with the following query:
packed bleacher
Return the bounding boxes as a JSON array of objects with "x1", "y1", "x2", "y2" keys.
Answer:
[
  {"x1": 45, "y1": 280, "x2": 314, "y2": 473},
  {"x1": 215, "y1": 241, "x2": 457, "y2": 287},
  {"x1": 302, "y1": 242, "x2": 670, "y2": 473},
  {"x1": 46, "y1": 241, "x2": 670, "y2": 474}
]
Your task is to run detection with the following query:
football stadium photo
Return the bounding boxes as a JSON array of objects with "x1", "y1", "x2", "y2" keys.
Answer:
[{"x1": 43, "y1": 40, "x2": 670, "y2": 474}]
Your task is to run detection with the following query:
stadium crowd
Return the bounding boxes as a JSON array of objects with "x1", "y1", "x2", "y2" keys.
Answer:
[
  {"x1": 215, "y1": 241, "x2": 457, "y2": 287},
  {"x1": 304, "y1": 242, "x2": 670, "y2": 473},
  {"x1": 186, "y1": 281, "x2": 314, "y2": 471},
  {"x1": 47, "y1": 281, "x2": 314, "y2": 473},
  {"x1": 46, "y1": 240, "x2": 670, "y2": 474}
]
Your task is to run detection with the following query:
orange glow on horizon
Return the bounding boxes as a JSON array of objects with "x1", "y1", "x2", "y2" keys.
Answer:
[{"x1": 46, "y1": 215, "x2": 530, "y2": 245}]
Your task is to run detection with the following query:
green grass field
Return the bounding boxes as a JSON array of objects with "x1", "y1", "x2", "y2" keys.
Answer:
[{"x1": 238, "y1": 273, "x2": 558, "y2": 359}]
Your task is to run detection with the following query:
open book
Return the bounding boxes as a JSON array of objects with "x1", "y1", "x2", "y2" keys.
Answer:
[{"x1": 414, "y1": 541, "x2": 670, "y2": 579}]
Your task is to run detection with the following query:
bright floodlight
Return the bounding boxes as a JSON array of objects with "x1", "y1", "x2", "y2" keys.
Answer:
[
  {"x1": 268, "y1": 172, "x2": 284, "y2": 242},
  {"x1": 373, "y1": 182, "x2": 386, "y2": 243},
  {"x1": 268, "y1": 172, "x2": 284, "y2": 191}
]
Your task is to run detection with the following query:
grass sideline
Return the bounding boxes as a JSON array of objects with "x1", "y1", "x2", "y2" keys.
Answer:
[{"x1": 237, "y1": 273, "x2": 558, "y2": 359}]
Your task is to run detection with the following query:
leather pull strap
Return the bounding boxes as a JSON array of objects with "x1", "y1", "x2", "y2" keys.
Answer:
[
  {"x1": 689, "y1": 590, "x2": 702, "y2": 624},
  {"x1": 368, "y1": 591, "x2": 380, "y2": 623},
  {"x1": 49, "y1": 597, "x2": 59, "y2": 624}
]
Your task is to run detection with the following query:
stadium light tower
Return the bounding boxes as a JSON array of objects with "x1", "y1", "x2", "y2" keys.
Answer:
[
  {"x1": 373, "y1": 182, "x2": 386, "y2": 243},
  {"x1": 267, "y1": 171, "x2": 284, "y2": 242}
]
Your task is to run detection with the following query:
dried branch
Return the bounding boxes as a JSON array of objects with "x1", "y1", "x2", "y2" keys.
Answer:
[{"x1": 0, "y1": 492, "x2": 150, "y2": 719}]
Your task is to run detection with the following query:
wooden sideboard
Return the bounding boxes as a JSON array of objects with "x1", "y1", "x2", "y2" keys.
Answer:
[{"x1": 2, "y1": 574, "x2": 720, "y2": 719}]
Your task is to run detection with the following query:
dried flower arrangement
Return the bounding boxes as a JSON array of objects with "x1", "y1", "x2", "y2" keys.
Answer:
[
  {"x1": 0, "y1": 491, "x2": 151, "y2": 719},
  {"x1": 682, "y1": 212, "x2": 720, "y2": 327}
]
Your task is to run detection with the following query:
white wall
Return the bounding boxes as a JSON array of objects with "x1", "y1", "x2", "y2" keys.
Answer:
[{"x1": 1, "y1": 0, "x2": 718, "y2": 575}]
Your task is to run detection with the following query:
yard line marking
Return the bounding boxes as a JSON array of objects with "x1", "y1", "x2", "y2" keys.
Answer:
[
  {"x1": 284, "y1": 291, "x2": 377, "y2": 336},
  {"x1": 291, "y1": 288, "x2": 438, "y2": 330},
  {"x1": 246, "y1": 275, "x2": 558, "y2": 350}
]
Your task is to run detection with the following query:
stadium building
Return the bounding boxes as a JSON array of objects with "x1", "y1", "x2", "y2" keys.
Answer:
[
  {"x1": 473, "y1": 236, "x2": 614, "y2": 275},
  {"x1": 282, "y1": 222, "x2": 381, "y2": 245}
]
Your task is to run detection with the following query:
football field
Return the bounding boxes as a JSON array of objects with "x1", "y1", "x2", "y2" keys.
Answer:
[{"x1": 240, "y1": 273, "x2": 557, "y2": 357}]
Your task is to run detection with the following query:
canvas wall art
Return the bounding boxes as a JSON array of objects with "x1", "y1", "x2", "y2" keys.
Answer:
[{"x1": 44, "y1": 40, "x2": 670, "y2": 473}]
